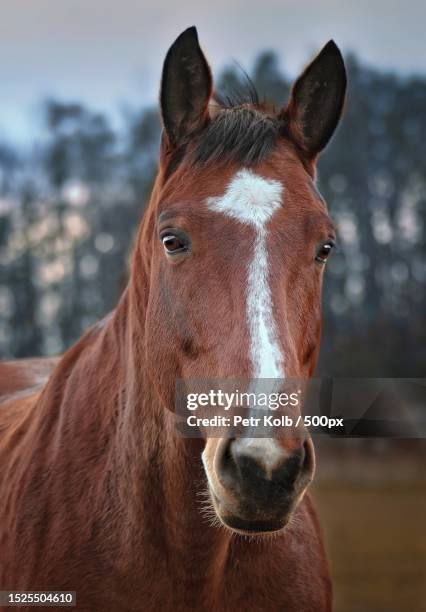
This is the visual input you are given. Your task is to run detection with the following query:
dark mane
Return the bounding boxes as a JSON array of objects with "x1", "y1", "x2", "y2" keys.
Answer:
[{"x1": 193, "y1": 81, "x2": 280, "y2": 166}]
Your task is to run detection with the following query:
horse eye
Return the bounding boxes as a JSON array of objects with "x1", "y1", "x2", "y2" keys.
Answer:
[
  {"x1": 162, "y1": 234, "x2": 188, "y2": 254},
  {"x1": 315, "y1": 241, "x2": 335, "y2": 264}
]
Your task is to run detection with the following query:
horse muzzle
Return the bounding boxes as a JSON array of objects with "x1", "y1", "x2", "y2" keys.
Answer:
[{"x1": 202, "y1": 434, "x2": 315, "y2": 535}]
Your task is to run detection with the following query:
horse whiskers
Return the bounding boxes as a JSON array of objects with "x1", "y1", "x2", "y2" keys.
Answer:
[
  {"x1": 196, "y1": 484, "x2": 218, "y2": 524},
  {"x1": 232, "y1": 529, "x2": 283, "y2": 544},
  {"x1": 284, "y1": 512, "x2": 303, "y2": 535},
  {"x1": 195, "y1": 488, "x2": 212, "y2": 499}
]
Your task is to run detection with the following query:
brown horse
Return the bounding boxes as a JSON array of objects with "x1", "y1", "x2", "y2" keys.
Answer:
[{"x1": 0, "y1": 27, "x2": 346, "y2": 612}]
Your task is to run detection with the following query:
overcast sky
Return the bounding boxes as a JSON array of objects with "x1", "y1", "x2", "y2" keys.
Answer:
[{"x1": 0, "y1": 0, "x2": 425, "y2": 144}]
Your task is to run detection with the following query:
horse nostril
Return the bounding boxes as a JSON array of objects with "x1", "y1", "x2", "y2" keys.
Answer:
[
  {"x1": 216, "y1": 437, "x2": 239, "y2": 489},
  {"x1": 302, "y1": 440, "x2": 309, "y2": 469},
  {"x1": 301, "y1": 438, "x2": 315, "y2": 478}
]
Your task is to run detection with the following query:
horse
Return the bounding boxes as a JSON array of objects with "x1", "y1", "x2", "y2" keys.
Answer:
[{"x1": 0, "y1": 27, "x2": 346, "y2": 611}]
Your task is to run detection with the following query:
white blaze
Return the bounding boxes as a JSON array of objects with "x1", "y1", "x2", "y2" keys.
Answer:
[
  {"x1": 206, "y1": 169, "x2": 287, "y2": 474},
  {"x1": 206, "y1": 168, "x2": 285, "y2": 379}
]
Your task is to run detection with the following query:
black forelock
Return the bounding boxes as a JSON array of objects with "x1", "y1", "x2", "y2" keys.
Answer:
[
  {"x1": 193, "y1": 106, "x2": 279, "y2": 166},
  {"x1": 192, "y1": 80, "x2": 280, "y2": 166}
]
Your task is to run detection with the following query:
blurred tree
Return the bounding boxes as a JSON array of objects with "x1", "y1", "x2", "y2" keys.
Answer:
[{"x1": 7, "y1": 181, "x2": 43, "y2": 357}]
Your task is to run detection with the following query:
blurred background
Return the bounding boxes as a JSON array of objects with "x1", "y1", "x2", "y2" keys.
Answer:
[{"x1": 0, "y1": 2, "x2": 424, "y2": 610}]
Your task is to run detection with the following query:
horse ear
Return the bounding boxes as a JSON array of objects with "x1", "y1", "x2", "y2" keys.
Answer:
[
  {"x1": 281, "y1": 40, "x2": 346, "y2": 160},
  {"x1": 160, "y1": 26, "x2": 212, "y2": 148}
]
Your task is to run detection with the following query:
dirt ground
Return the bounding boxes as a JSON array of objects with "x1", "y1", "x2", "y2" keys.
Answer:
[{"x1": 312, "y1": 440, "x2": 426, "y2": 612}]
